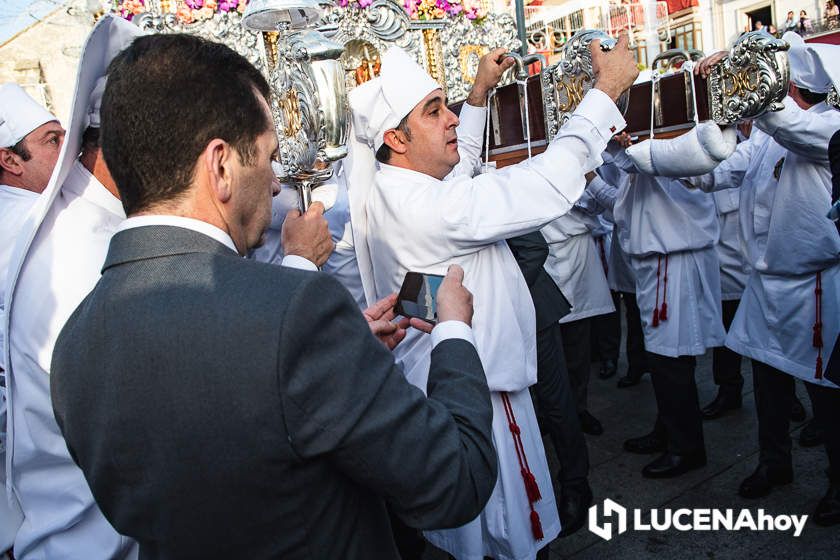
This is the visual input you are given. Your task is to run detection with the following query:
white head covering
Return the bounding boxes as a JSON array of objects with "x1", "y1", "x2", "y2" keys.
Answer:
[
  {"x1": 349, "y1": 47, "x2": 441, "y2": 150},
  {"x1": 0, "y1": 83, "x2": 57, "y2": 148},
  {"x1": 85, "y1": 77, "x2": 108, "y2": 129},
  {"x1": 345, "y1": 47, "x2": 441, "y2": 307},
  {"x1": 4, "y1": 15, "x2": 145, "y2": 374},
  {"x1": 783, "y1": 30, "x2": 839, "y2": 93}
]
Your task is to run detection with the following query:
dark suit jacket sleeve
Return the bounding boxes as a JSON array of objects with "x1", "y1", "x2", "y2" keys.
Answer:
[
  {"x1": 506, "y1": 231, "x2": 550, "y2": 288},
  {"x1": 276, "y1": 274, "x2": 497, "y2": 530}
]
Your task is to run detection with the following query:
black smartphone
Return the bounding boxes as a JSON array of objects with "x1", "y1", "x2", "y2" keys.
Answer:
[{"x1": 394, "y1": 271, "x2": 445, "y2": 326}]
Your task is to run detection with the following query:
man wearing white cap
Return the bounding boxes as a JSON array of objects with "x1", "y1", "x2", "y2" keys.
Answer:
[
  {"x1": 0, "y1": 84, "x2": 63, "y2": 372},
  {"x1": 348, "y1": 38, "x2": 637, "y2": 558},
  {"x1": 1, "y1": 16, "x2": 140, "y2": 559},
  {"x1": 0, "y1": 82, "x2": 63, "y2": 557},
  {"x1": 672, "y1": 32, "x2": 840, "y2": 524}
]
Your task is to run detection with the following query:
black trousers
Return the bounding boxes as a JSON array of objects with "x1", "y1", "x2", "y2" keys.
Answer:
[
  {"x1": 534, "y1": 322, "x2": 590, "y2": 486},
  {"x1": 712, "y1": 299, "x2": 744, "y2": 394},
  {"x1": 648, "y1": 353, "x2": 705, "y2": 455},
  {"x1": 753, "y1": 360, "x2": 840, "y2": 481},
  {"x1": 560, "y1": 318, "x2": 592, "y2": 413},
  {"x1": 590, "y1": 291, "x2": 621, "y2": 363},
  {"x1": 621, "y1": 292, "x2": 648, "y2": 376}
]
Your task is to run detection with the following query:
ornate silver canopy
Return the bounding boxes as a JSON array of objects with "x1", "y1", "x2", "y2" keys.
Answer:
[{"x1": 706, "y1": 31, "x2": 789, "y2": 124}]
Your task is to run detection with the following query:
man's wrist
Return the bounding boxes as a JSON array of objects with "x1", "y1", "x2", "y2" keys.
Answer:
[
  {"x1": 466, "y1": 85, "x2": 490, "y2": 107},
  {"x1": 593, "y1": 82, "x2": 622, "y2": 103}
]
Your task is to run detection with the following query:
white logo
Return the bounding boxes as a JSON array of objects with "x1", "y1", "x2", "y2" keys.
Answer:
[
  {"x1": 588, "y1": 498, "x2": 627, "y2": 541},
  {"x1": 588, "y1": 499, "x2": 808, "y2": 541}
]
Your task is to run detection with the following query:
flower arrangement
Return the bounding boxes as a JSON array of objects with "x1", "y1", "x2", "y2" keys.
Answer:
[
  {"x1": 403, "y1": 0, "x2": 487, "y2": 21},
  {"x1": 114, "y1": 0, "x2": 486, "y2": 24},
  {"x1": 112, "y1": 0, "x2": 246, "y2": 23}
]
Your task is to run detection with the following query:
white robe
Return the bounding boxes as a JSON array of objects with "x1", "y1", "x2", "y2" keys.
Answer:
[
  {"x1": 609, "y1": 151, "x2": 726, "y2": 357},
  {"x1": 689, "y1": 100, "x2": 840, "y2": 386},
  {"x1": 713, "y1": 188, "x2": 750, "y2": 300},
  {"x1": 5, "y1": 162, "x2": 137, "y2": 558},
  {"x1": 541, "y1": 201, "x2": 614, "y2": 324},
  {"x1": 0, "y1": 184, "x2": 37, "y2": 552},
  {"x1": 361, "y1": 91, "x2": 625, "y2": 560}
]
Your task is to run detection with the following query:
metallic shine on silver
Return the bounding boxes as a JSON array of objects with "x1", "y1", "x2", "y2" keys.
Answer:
[
  {"x1": 241, "y1": 0, "x2": 324, "y2": 31},
  {"x1": 706, "y1": 31, "x2": 790, "y2": 124}
]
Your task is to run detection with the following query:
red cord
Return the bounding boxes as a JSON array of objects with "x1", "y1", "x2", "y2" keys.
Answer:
[
  {"x1": 660, "y1": 254, "x2": 669, "y2": 322},
  {"x1": 500, "y1": 392, "x2": 544, "y2": 540},
  {"x1": 653, "y1": 255, "x2": 661, "y2": 327}
]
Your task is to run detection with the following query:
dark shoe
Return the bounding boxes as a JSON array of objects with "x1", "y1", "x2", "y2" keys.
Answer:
[
  {"x1": 791, "y1": 396, "x2": 807, "y2": 422},
  {"x1": 623, "y1": 429, "x2": 667, "y2": 454},
  {"x1": 813, "y1": 483, "x2": 840, "y2": 526},
  {"x1": 558, "y1": 481, "x2": 594, "y2": 537},
  {"x1": 617, "y1": 370, "x2": 645, "y2": 388},
  {"x1": 599, "y1": 359, "x2": 618, "y2": 379},
  {"x1": 578, "y1": 410, "x2": 604, "y2": 436},
  {"x1": 701, "y1": 390, "x2": 742, "y2": 420},
  {"x1": 642, "y1": 451, "x2": 707, "y2": 479},
  {"x1": 799, "y1": 418, "x2": 824, "y2": 448},
  {"x1": 738, "y1": 464, "x2": 794, "y2": 499}
]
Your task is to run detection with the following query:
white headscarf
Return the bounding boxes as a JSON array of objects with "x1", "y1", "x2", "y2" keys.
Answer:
[
  {"x1": 4, "y1": 15, "x2": 145, "y2": 363},
  {"x1": 0, "y1": 83, "x2": 57, "y2": 148},
  {"x1": 783, "y1": 30, "x2": 840, "y2": 93},
  {"x1": 345, "y1": 47, "x2": 441, "y2": 306},
  {"x1": 348, "y1": 47, "x2": 441, "y2": 150}
]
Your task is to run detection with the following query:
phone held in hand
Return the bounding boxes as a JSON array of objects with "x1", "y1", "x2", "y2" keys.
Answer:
[{"x1": 394, "y1": 271, "x2": 445, "y2": 326}]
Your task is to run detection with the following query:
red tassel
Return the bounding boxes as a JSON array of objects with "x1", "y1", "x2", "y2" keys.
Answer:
[
  {"x1": 814, "y1": 271, "x2": 823, "y2": 380},
  {"x1": 659, "y1": 301, "x2": 668, "y2": 322},
  {"x1": 530, "y1": 510, "x2": 544, "y2": 540},
  {"x1": 652, "y1": 307, "x2": 660, "y2": 327},
  {"x1": 522, "y1": 470, "x2": 542, "y2": 502},
  {"x1": 816, "y1": 356, "x2": 824, "y2": 379},
  {"x1": 814, "y1": 324, "x2": 823, "y2": 348}
]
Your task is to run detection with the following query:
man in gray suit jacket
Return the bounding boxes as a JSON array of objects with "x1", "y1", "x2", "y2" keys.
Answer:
[{"x1": 50, "y1": 33, "x2": 497, "y2": 559}]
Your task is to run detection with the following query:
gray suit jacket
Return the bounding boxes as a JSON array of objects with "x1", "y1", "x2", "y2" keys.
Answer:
[{"x1": 51, "y1": 225, "x2": 496, "y2": 559}]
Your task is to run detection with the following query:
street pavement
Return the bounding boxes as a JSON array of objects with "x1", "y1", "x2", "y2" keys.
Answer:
[{"x1": 426, "y1": 318, "x2": 840, "y2": 559}]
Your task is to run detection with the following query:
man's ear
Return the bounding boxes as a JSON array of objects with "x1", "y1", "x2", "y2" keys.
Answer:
[
  {"x1": 0, "y1": 147, "x2": 24, "y2": 177},
  {"x1": 202, "y1": 139, "x2": 234, "y2": 203},
  {"x1": 382, "y1": 128, "x2": 409, "y2": 156}
]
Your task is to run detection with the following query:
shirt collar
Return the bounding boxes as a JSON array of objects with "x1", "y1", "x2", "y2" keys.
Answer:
[{"x1": 116, "y1": 215, "x2": 239, "y2": 254}]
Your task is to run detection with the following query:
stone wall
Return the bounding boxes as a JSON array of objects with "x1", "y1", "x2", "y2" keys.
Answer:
[{"x1": 0, "y1": 0, "x2": 95, "y2": 124}]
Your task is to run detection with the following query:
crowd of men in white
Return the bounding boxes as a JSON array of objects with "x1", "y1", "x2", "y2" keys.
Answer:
[{"x1": 0, "y1": 13, "x2": 837, "y2": 560}]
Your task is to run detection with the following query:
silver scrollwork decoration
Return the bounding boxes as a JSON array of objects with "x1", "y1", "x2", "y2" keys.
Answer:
[
  {"x1": 541, "y1": 29, "x2": 628, "y2": 140},
  {"x1": 707, "y1": 31, "x2": 790, "y2": 124},
  {"x1": 437, "y1": 13, "x2": 520, "y2": 102},
  {"x1": 133, "y1": 12, "x2": 266, "y2": 73}
]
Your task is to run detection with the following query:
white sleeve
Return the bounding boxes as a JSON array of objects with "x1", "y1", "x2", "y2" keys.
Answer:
[
  {"x1": 430, "y1": 320, "x2": 476, "y2": 348},
  {"x1": 447, "y1": 102, "x2": 487, "y2": 179},
  {"x1": 584, "y1": 175, "x2": 619, "y2": 211},
  {"x1": 754, "y1": 98, "x2": 837, "y2": 163},
  {"x1": 685, "y1": 138, "x2": 753, "y2": 192},
  {"x1": 438, "y1": 89, "x2": 626, "y2": 252}
]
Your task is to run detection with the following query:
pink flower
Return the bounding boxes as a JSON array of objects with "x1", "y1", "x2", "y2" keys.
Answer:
[{"x1": 358, "y1": 0, "x2": 373, "y2": 7}]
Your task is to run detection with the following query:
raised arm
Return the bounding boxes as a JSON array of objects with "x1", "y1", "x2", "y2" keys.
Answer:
[
  {"x1": 754, "y1": 97, "x2": 840, "y2": 162},
  {"x1": 278, "y1": 272, "x2": 497, "y2": 530}
]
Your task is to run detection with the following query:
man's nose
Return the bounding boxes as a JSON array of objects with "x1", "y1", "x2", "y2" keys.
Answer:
[{"x1": 446, "y1": 108, "x2": 459, "y2": 128}]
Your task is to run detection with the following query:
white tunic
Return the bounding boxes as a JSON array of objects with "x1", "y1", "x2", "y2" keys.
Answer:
[
  {"x1": 609, "y1": 150, "x2": 726, "y2": 357},
  {"x1": 0, "y1": 184, "x2": 37, "y2": 552},
  {"x1": 363, "y1": 91, "x2": 625, "y2": 560},
  {"x1": 541, "y1": 200, "x2": 614, "y2": 324},
  {"x1": 713, "y1": 188, "x2": 751, "y2": 300},
  {"x1": 690, "y1": 101, "x2": 840, "y2": 386},
  {"x1": 0, "y1": 185, "x2": 39, "y2": 371},
  {"x1": 5, "y1": 162, "x2": 137, "y2": 558}
]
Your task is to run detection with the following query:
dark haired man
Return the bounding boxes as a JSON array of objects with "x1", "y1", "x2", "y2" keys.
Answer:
[{"x1": 50, "y1": 32, "x2": 498, "y2": 558}]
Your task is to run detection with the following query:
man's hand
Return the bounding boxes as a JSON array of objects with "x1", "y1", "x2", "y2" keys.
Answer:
[
  {"x1": 280, "y1": 201, "x2": 334, "y2": 267},
  {"x1": 591, "y1": 33, "x2": 639, "y2": 102},
  {"x1": 363, "y1": 293, "x2": 434, "y2": 350},
  {"x1": 466, "y1": 47, "x2": 516, "y2": 107},
  {"x1": 613, "y1": 131, "x2": 633, "y2": 149},
  {"x1": 694, "y1": 51, "x2": 727, "y2": 79},
  {"x1": 436, "y1": 265, "x2": 474, "y2": 326}
]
